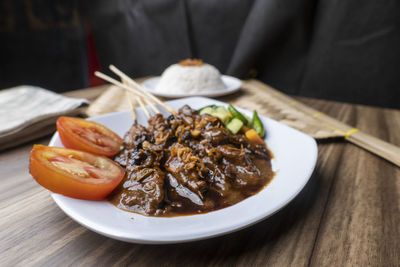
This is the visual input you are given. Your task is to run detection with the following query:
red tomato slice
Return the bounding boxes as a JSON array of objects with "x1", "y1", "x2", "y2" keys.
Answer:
[
  {"x1": 56, "y1": 116, "x2": 123, "y2": 157},
  {"x1": 29, "y1": 145, "x2": 125, "y2": 200}
]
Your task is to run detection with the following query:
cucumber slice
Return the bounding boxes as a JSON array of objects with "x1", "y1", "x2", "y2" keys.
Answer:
[
  {"x1": 200, "y1": 105, "x2": 230, "y2": 123},
  {"x1": 198, "y1": 105, "x2": 216, "y2": 113},
  {"x1": 199, "y1": 107, "x2": 214, "y2": 116},
  {"x1": 226, "y1": 118, "x2": 243, "y2": 134},
  {"x1": 213, "y1": 106, "x2": 230, "y2": 123},
  {"x1": 215, "y1": 106, "x2": 228, "y2": 114}
]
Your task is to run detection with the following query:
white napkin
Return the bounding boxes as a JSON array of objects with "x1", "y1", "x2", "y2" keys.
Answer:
[{"x1": 0, "y1": 85, "x2": 88, "y2": 149}]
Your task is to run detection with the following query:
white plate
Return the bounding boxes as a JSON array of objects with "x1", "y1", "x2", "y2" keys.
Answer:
[
  {"x1": 142, "y1": 75, "x2": 242, "y2": 98},
  {"x1": 49, "y1": 97, "x2": 317, "y2": 244}
]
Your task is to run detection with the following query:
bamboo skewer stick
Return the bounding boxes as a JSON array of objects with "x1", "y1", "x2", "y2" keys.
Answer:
[
  {"x1": 96, "y1": 71, "x2": 160, "y2": 117},
  {"x1": 247, "y1": 80, "x2": 400, "y2": 167},
  {"x1": 121, "y1": 78, "x2": 160, "y2": 119},
  {"x1": 127, "y1": 96, "x2": 137, "y2": 122},
  {"x1": 144, "y1": 98, "x2": 160, "y2": 114},
  {"x1": 95, "y1": 71, "x2": 149, "y2": 99},
  {"x1": 121, "y1": 78, "x2": 152, "y2": 119},
  {"x1": 95, "y1": 70, "x2": 159, "y2": 116},
  {"x1": 122, "y1": 75, "x2": 157, "y2": 119},
  {"x1": 122, "y1": 79, "x2": 137, "y2": 122},
  {"x1": 136, "y1": 96, "x2": 150, "y2": 119},
  {"x1": 95, "y1": 70, "x2": 176, "y2": 115},
  {"x1": 108, "y1": 65, "x2": 177, "y2": 114},
  {"x1": 123, "y1": 78, "x2": 153, "y2": 121}
]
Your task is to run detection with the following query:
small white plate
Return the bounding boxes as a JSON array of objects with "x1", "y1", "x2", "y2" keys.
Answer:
[
  {"x1": 49, "y1": 97, "x2": 317, "y2": 244},
  {"x1": 142, "y1": 75, "x2": 242, "y2": 98}
]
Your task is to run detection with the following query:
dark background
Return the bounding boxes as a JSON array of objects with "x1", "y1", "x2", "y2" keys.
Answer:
[{"x1": 1, "y1": 0, "x2": 399, "y2": 108}]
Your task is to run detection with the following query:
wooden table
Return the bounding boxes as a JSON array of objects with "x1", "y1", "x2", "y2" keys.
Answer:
[{"x1": 1, "y1": 85, "x2": 399, "y2": 266}]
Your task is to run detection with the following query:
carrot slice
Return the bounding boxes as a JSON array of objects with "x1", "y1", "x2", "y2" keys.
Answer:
[{"x1": 245, "y1": 129, "x2": 265, "y2": 144}]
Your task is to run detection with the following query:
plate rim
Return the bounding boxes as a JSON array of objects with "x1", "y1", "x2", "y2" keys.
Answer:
[
  {"x1": 49, "y1": 96, "x2": 318, "y2": 244},
  {"x1": 142, "y1": 75, "x2": 242, "y2": 98}
]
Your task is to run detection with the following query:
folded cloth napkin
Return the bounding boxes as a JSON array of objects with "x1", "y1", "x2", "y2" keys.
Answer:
[{"x1": 0, "y1": 85, "x2": 88, "y2": 150}]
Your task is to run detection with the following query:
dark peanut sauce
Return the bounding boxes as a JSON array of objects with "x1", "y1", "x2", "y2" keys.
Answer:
[{"x1": 108, "y1": 105, "x2": 274, "y2": 217}]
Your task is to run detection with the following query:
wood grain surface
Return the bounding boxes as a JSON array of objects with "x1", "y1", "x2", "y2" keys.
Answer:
[{"x1": 1, "y1": 85, "x2": 399, "y2": 266}]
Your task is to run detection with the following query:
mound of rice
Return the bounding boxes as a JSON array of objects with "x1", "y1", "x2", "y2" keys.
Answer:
[{"x1": 155, "y1": 59, "x2": 226, "y2": 94}]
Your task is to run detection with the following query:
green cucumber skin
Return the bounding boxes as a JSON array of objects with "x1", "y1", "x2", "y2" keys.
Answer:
[
  {"x1": 252, "y1": 110, "x2": 265, "y2": 138},
  {"x1": 228, "y1": 104, "x2": 248, "y2": 125},
  {"x1": 198, "y1": 105, "x2": 216, "y2": 113},
  {"x1": 199, "y1": 107, "x2": 214, "y2": 116}
]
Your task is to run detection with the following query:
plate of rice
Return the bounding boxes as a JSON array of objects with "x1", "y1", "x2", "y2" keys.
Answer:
[{"x1": 142, "y1": 59, "x2": 242, "y2": 98}]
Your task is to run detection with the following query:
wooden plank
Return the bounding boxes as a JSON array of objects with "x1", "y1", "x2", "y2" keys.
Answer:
[{"x1": 306, "y1": 100, "x2": 400, "y2": 267}]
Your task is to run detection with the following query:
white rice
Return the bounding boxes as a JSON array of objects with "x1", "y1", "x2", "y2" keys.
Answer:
[{"x1": 155, "y1": 63, "x2": 226, "y2": 93}]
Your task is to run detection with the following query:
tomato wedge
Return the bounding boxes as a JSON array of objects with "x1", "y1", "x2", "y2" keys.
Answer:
[
  {"x1": 56, "y1": 116, "x2": 123, "y2": 157},
  {"x1": 29, "y1": 145, "x2": 125, "y2": 200}
]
